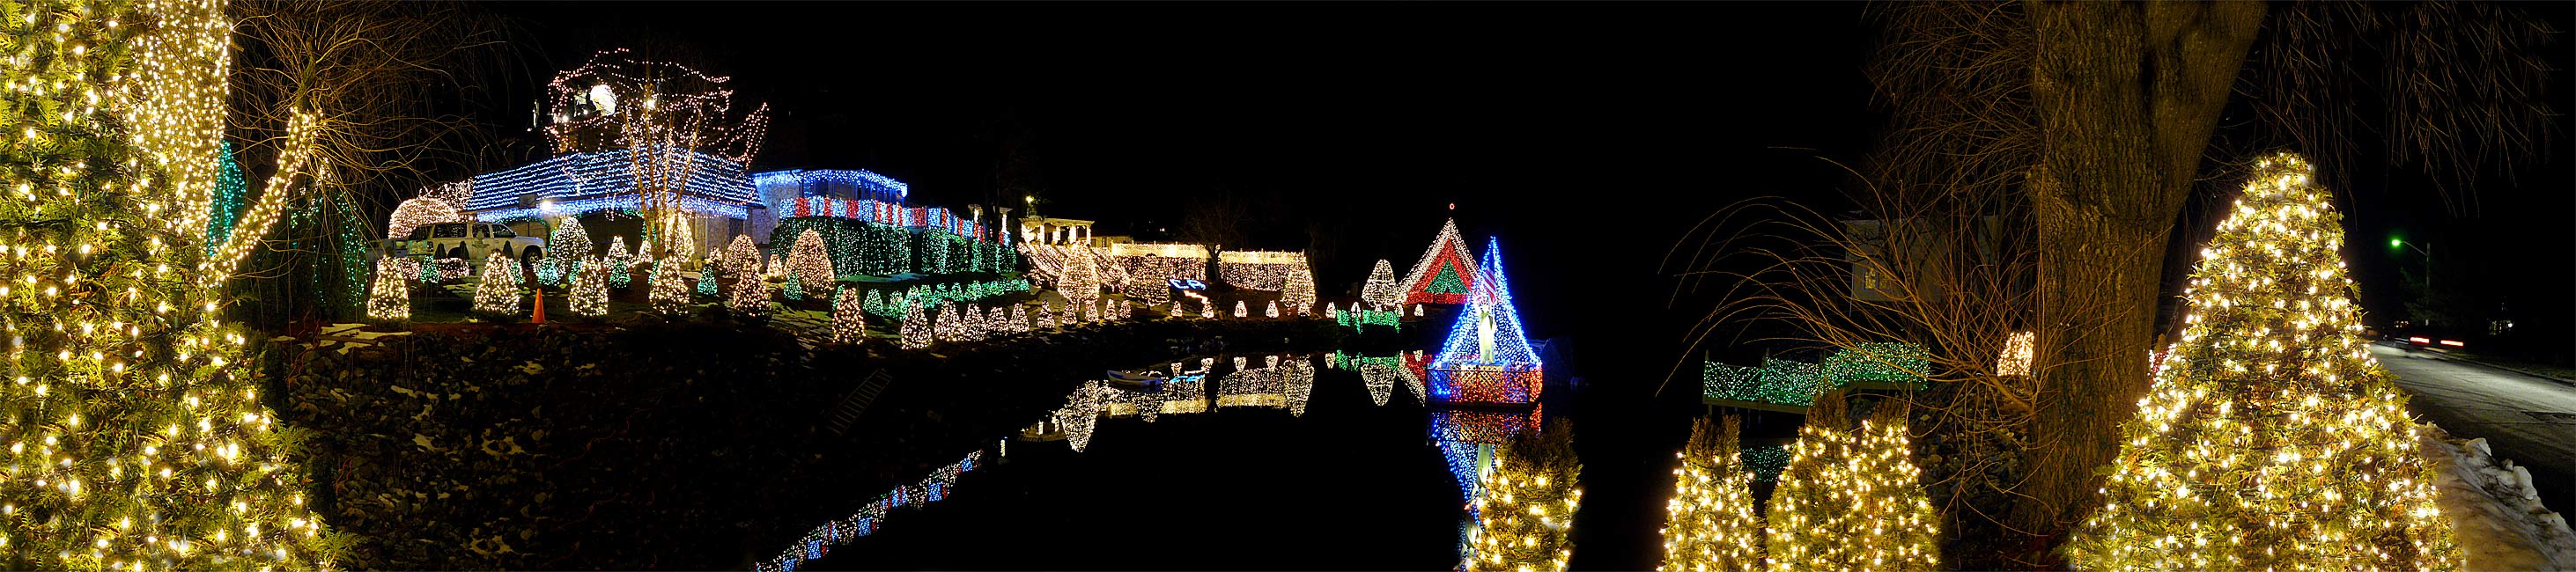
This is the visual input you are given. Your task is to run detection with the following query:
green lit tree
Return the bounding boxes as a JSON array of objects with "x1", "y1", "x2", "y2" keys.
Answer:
[{"x1": 1427, "y1": 263, "x2": 1469, "y2": 295}]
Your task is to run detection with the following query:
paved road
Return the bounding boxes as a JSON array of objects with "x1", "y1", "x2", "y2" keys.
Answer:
[{"x1": 2373, "y1": 342, "x2": 2576, "y2": 512}]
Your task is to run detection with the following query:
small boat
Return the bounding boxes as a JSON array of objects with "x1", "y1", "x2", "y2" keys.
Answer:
[{"x1": 1105, "y1": 369, "x2": 1166, "y2": 389}]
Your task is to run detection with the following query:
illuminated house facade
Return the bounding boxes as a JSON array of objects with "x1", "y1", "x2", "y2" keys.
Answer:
[
  {"x1": 749, "y1": 168, "x2": 911, "y2": 243},
  {"x1": 460, "y1": 147, "x2": 763, "y2": 258}
]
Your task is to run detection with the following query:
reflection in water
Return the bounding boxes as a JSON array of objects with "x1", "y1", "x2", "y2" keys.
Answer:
[{"x1": 758, "y1": 451, "x2": 984, "y2": 572}]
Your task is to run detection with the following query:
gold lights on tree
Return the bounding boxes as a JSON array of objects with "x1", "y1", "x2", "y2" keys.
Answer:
[
  {"x1": 2063, "y1": 152, "x2": 2462, "y2": 569},
  {"x1": 1763, "y1": 390, "x2": 1938, "y2": 570},
  {"x1": 472, "y1": 255, "x2": 524, "y2": 316},
  {"x1": 1467, "y1": 422, "x2": 1582, "y2": 572},
  {"x1": 0, "y1": 0, "x2": 337, "y2": 565},
  {"x1": 1658, "y1": 415, "x2": 1763, "y2": 571},
  {"x1": 366, "y1": 258, "x2": 411, "y2": 322},
  {"x1": 569, "y1": 256, "x2": 609, "y2": 317}
]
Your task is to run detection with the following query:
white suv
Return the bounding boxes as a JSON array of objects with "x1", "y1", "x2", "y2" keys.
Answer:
[{"x1": 393, "y1": 222, "x2": 547, "y2": 269}]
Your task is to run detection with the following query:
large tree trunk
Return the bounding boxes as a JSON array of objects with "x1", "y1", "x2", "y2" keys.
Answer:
[{"x1": 2011, "y1": 0, "x2": 2262, "y2": 539}]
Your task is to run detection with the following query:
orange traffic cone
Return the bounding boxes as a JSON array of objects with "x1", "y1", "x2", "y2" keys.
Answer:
[{"x1": 532, "y1": 287, "x2": 546, "y2": 324}]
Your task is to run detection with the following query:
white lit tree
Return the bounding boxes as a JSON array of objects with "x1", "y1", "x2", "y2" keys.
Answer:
[
  {"x1": 1763, "y1": 390, "x2": 1938, "y2": 570},
  {"x1": 899, "y1": 303, "x2": 931, "y2": 349},
  {"x1": 831, "y1": 286, "x2": 867, "y2": 343},
  {"x1": 728, "y1": 261, "x2": 770, "y2": 317},
  {"x1": 2063, "y1": 152, "x2": 2461, "y2": 569},
  {"x1": 1658, "y1": 415, "x2": 1763, "y2": 571},
  {"x1": 605, "y1": 236, "x2": 634, "y2": 289},
  {"x1": 723, "y1": 234, "x2": 759, "y2": 290},
  {"x1": 1468, "y1": 422, "x2": 1582, "y2": 572},
  {"x1": 473, "y1": 254, "x2": 525, "y2": 316},
  {"x1": 650, "y1": 257, "x2": 690, "y2": 314},
  {"x1": 546, "y1": 216, "x2": 592, "y2": 286},
  {"x1": 788, "y1": 228, "x2": 832, "y2": 294},
  {"x1": 368, "y1": 258, "x2": 411, "y2": 322},
  {"x1": 570, "y1": 255, "x2": 609, "y2": 317},
  {"x1": 1362, "y1": 259, "x2": 1401, "y2": 309}
]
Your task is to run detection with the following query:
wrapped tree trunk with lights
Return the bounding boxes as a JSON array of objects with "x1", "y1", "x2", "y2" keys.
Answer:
[
  {"x1": 1764, "y1": 390, "x2": 1938, "y2": 570},
  {"x1": 1467, "y1": 422, "x2": 1583, "y2": 572},
  {"x1": 1659, "y1": 415, "x2": 1763, "y2": 571},
  {"x1": 0, "y1": 0, "x2": 349, "y2": 564},
  {"x1": 2063, "y1": 153, "x2": 2461, "y2": 569}
]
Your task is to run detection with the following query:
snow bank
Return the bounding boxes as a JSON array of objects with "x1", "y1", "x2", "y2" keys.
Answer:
[{"x1": 2420, "y1": 422, "x2": 2576, "y2": 569}]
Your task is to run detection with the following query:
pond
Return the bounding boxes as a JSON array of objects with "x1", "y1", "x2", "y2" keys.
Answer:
[{"x1": 777, "y1": 351, "x2": 1579, "y2": 570}]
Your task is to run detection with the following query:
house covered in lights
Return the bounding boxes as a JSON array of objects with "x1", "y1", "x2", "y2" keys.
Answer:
[{"x1": 460, "y1": 147, "x2": 764, "y2": 258}]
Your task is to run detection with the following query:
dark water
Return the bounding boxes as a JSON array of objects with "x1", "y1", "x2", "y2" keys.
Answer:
[{"x1": 788, "y1": 353, "x2": 1562, "y2": 570}]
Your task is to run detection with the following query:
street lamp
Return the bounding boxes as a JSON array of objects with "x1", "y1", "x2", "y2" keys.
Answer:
[{"x1": 2390, "y1": 237, "x2": 2433, "y2": 297}]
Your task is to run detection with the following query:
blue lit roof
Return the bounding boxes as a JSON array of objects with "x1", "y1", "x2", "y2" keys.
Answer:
[
  {"x1": 750, "y1": 168, "x2": 910, "y2": 204},
  {"x1": 463, "y1": 147, "x2": 757, "y2": 212}
]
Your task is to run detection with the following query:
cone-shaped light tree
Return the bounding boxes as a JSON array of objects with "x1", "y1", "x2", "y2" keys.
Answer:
[
  {"x1": 650, "y1": 257, "x2": 690, "y2": 313},
  {"x1": 831, "y1": 286, "x2": 868, "y2": 343},
  {"x1": 570, "y1": 256, "x2": 609, "y2": 317},
  {"x1": 473, "y1": 255, "x2": 525, "y2": 316},
  {"x1": 1659, "y1": 415, "x2": 1763, "y2": 571},
  {"x1": 788, "y1": 228, "x2": 832, "y2": 293},
  {"x1": 1763, "y1": 389, "x2": 1938, "y2": 570},
  {"x1": 1467, "y1": 422, "x2": 1583, "y2": 572},
  {"x1": 546, "y1": 216, "x2": 591, "y2": 285},
  {"x1": 368, "y1": 258, "x2": 412, "y2": 322},
  {"x1": 604, "y1": 236, "x2": 633, "y2": 289},
  {"x1": 2063, "y1": 152, "x2": 2461, "y2": 569},
  {"x1": 1362, "y1": 259, "x2": 1401, "y2": 309}
]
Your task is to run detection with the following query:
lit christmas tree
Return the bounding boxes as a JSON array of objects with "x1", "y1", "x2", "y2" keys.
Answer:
[
  {"x1": 780, "y1": 269, "x2": 805, "y2": 301},
  {"x1": 546, "y1": 216, "x2": 591, "y2": 286},
  {"x1": 1362, "y1": 259, "x2": 1401, "y2": 309},
  {"x1": 474, "y1": 255, "x2": 525, "y2": 316},
  {"x1": 899, "y1": 303, "x2": 931, "y2": 349},
  {"x1": 2064, "y1": 152, "x2": 2461, "y2": 569},
  {"x1": 1009, "y1": 304, "x2": 1030, "y2": 334},
  {"x1": 605, "y1": 236, "x2": 634, "y2": 289},
  {"x1": 723, "y1": 234, "x2": 759, "y2": 288},
  {"x1": 649, "y1": 257, "x2": 690, "y2": 314},
  {"x1": 368, "y1": 258, "x2": 411, "y2": 322},
  {"x1": 1265, "y1": 300, "x2": 1280, "y2": 318},
  {"x1": 1658, "y1": 415, "x2": 1762, "y2": 571},
  {"x1": 1233, "y1": 300, "x2": 1248, "y2": 318},
  {"x1": 1467, "y1": 422, "x2": 1582, "y2": 572},
  {"x1": 788, "y1": 228, "x2": 832, "y2": 294},
  {"x1": 569, "y1": 256, "x2": 609, "y2": 317},
  {"x1": 1427, "y1": 265, "x2": 1468, "y2": 295},
  {"x1": 0, "y1": 1, "x2": 343, "y2": 563},
  {"x1": 831, "y1": 286, "x2": 867, "y2": 344},
  {"x1": 696, "y1": 260, "x2": 721, "y2": 297},
  {"x1": 728, "y1": 268, "x2": 771, "y2": 317},
  {"x1": 1762, "y1": 390, "x2": 1938, "y2": 570}
]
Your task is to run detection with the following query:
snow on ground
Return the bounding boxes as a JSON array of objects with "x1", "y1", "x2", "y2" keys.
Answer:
[{"x1": 2422, "y1": 422, "x2": 2576, "y2": 569}]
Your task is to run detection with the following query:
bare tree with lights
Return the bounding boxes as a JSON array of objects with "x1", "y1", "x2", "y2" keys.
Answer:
[{"x1": 543, "y1": 48, "x2": 769, "y2": 260}]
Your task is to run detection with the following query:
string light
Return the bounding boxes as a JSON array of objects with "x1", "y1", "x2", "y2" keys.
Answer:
[
  {"x1": 1108, "y1": 243, "x2": 1207, "y2": 306},
  {"x1": 1997, "y1": 331, "x2": 2033, "y2": 377},
  {"x1": 367, "y1": 259, "x2": 411, "y2": 322},
  {"x1": 1658, "y1": 416, "x2": 1762, "y2": 571},
  {"x1": 649, "y1": 257, "x2": 690, "y2": 313},
  {"x1": 755, "y1": 451, "x2": 983, "y2": 572},
  {"x1": 604, "y1": 236, "x2": 634, "y2": 289},
  {"x1": 1466, "y1": 422, "x2": 1581, "y2": 572},
  {"x1": 1763, "y1": 390, "x2": 1938, "y2": 569},
  {"x1": 543, "y1": 48, "x2": 768, "y2": 259},
  {"x1": 1429, "y1": 238, "x2": 1540, "y2": 404},
  {"x1": 1362, "y1": 259, "x2": 1401, "y2": 309},
  {"x1": 569, "y1": 256, "x2": 609, "y2": 317},
  {"x1": 1233, "y1": 300, "x2": 1248, "y2": 319},
  {"x1": 898, "y1": 304, "x2": 930, "y2": 349},
  {"x1": 728, "y1": 264, "x2": 770, "y2": 317},
  {"x1": 1702, "y1": 344, "x2": 1932, "y2": 407},
  {"x1": 830, "y1": 286, "x2": 868, "y2": 343},
  {"x1": 473, "y1": 256, "x2": 525, "y2": 316},
  {"x1": 388, "y1": 195, "x2": 463, "y2": 240},
  {"x1": 2063, "y1": 152, "x2": 2461, "y2": 569},
  {"x1": 1401, "y1": 218, "x2": 1480, "y2": 305},
  {"x1": 787, "y1": 228, "x2": 832, "y2": 294}
]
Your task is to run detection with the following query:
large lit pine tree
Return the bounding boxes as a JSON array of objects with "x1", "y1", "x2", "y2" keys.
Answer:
[
  {"x1": 367, "y1": 259, "x2": 411, "y2": 322},
  {"x1": 1658, "y1": 415, "x2": 1762, "y2": 571},
  {"x1": 543, "y1": 216, "x2": 590, "y2": 286},
  {"x1": 1467, "y1": 422, "x2": 1582, "y2": 572},
  {"x1": 2064, "y1": 152, "x2": 2460, "y2": 569},
  {"x1": 0, "y1": 0, "x2": 336, "y2": 565},
  {"x1": 787, "y1": 228, "x2": 831, "y2": 294},
  {"x1": 1763, "y1": 389, "x2": 1938, "y2": 570}
]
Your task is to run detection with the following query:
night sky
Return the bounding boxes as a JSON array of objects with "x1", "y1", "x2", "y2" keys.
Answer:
[{"x1": 463, "y1": 2, "x2": 2569, "y2": 568}]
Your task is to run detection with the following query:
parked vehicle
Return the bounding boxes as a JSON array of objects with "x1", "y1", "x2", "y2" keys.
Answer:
[{"x1": 388, "y1": 222, "x2": 547, "y2": 271}]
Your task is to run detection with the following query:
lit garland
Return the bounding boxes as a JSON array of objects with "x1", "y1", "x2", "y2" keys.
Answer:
[
  {"x1": 1429, "y1": 238, "x2": 1542, "y2": 404},
  {"x1": 1467, "y1": 422, "x2": 1582, "y2": 572},
  {"x1": 1763, "y1": 391, "x2": 1938, "y2": 570},
  {"x1": 831, "y1": 286, "x2": 867, "y2": 344},
  {"x1": 570, "y1": 256, "x2": 609, "y2": 317},
  {"x1": 368, "y1": 258, "x2": 412, "y2": 322},
  {"x1": 2064, "y1": 152, "x2": 2461, "y2": 569},
  {"x1": 755, "y1": 451, "x2": 983, "y2": 572},
  {"x1": 1657, "y1": 415, "x2": 1763, "y2": 571},
  {"x1": 605, "y1": 236, "x2": 634, "y2": 289},
  {"x1": 1997, "y1": 331, "x2": 2033, "y2": 377},
  {"x1": 1401, "y1": 218, "x2": 1480, "y2": 304},
  {"x1": 388, "y1": 195, "x2": 464, "y2": 241},
  {"x1": 650, "y1": 257, "x2": 690, "y2": 313},
  {"x1": 1361, "y1": 259, "x2": 1400, "y2": 309},
  {"x1": 787, "y1": 228, "x2": 832, "y2": 293},
  {"x1": 475, "y1": 254, "x2": 526, "y2": 316}
]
